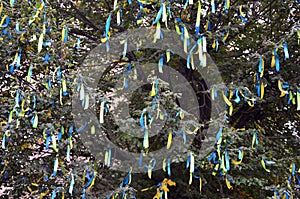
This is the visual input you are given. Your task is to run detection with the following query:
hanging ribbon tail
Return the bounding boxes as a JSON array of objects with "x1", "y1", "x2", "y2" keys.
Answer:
[
  {"x1": 104, "y1": 148, "x2": 112, "y2": 167},
  {"x1": 239, "y1": 6, "x2": 248, "y2": 23},
  {"x1": 140, "y1": 112, "x2": 145, "y2": 128},
  {"x1": 139, "y1": 151, "x2": 144, "y2": 166},
  {"x1": 195, "y1": 1, "x2": 201, "y2": 35},
  {"x1": 211, "y1": 0, "x2": 215, "y2": 13},
  {"x1": 153, "y1": 6, "x2": 163, "y2": 24},
  {"x1": 158, "y1": 56, "x2": 163, "y2": 73},
  {"x1": 167, "y1": 131, "x2": 172, "y2": 149},
  {"x1": 69, "y1": 173, "x2": 75, "y2": 195},
  {"x1": 100, "y1": 100, "x2": 105, "y2": 123},
  {"x1": 271, "y1": 49, "x2": 275, "y2": 67},
  {"x1": 52, "y1": 157, "x2": 59, "y2": 176},
  {"x1": 106, "y1": 14, "x2": 111, "y2": 36},
  {"x1": 2, "y1": 134, "x2": 6, "y2": 149},
  {"x1": 252, "y1": 132, "x2": 258, "y2": 148},
  {"x1": 67, "y1": 145, "x2": 71, "y2": 162},
  {"x1": 234, "y1": 90, "x2": 241, "y2": 103},
  {"x1": 190, "y1": 152, "x2": 194, "y2": 173},
  {"x1": 290, "y1": 163, "x2": 296, "y2": 176},
  {"x1": 143, "y1": 129, "x2": 149, "y2": 149},
  {"x1": 31, "y1": 114, "x2": 38, "y2": 128},
  {"x1": 38, "y1": 33, "x2": 44, "y2": 53},
  {"x1": 261, "y1": 158, "x2": 270, "y2": 172},
  {"x1": 240, "y1": 15, "x2": 248, "y2": 22},
  {"x1": 297, "y1": 89, "x2": 300, "y2": 110},
  {"x1": 167, "y1": 159, "x2": 171, "y2": 177},
  {"x1": 77, "y1": 38, "x2": 81, "y2": 49},
  {"x1": 275, "y1": 56, "x2": 280, "y2": 72},
  {"x1": 283, "y1": 42, "x2": 289, "y2": 60},
  {"x1": 224, "y1": 0, "x2": 230, "y2": 13},
  {"x1": 182, "y1": 131, "x2": 186, "y2": 144},
  {"x1": 215, "y1": 127, "x2": 223, "y2": 144},
  {"x1": 225, "y1": 150, "x2": 230, "y2": 171},
  {"x1": 225, "y1": 176, "x2": 233, "y2": 189}
]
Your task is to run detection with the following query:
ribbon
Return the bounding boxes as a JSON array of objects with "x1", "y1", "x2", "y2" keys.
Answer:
[
  {"x1": 145, "y1": 159, "x2": 156, "y2": 179},
  {"x1": 117, "y1": 8, "x2": 122, "y2": 26},
  {"x1": 38, "y1": 33, "x2": 44, "y2": 53},
  {"x1": 44, "y1": 53, "x2": 50, "y2": 63},
  {"x1": 122, "y1": 168, "x2": 132, "y2": 186},
  {"x1": 69, "y1": 172, "x2": 75, "y2": 195},
  {"x1": 0, "y1": 15, "x2": 10, "y2": 27},
  {"x1": 232, "y1": 149, "x2": 244, "y2": 165},
  {"x1": 162, "y1": 3, "x2": 167, "y2": 23},
  {"x1": 143, "y1": 129, "x2": 149, "y2": 149},
  {"x1": 100, "y1": 99, "x2": 106, "y2": 123},
  {"x1": 225, "y1": 176, "x2": 233, "y2": 189},
  {"x1": 166, "y1": 130, "x2": 172, "y2": 149},
  {"x1": 297, "y1": 89, "x2": 300, "y2": 110},
  {"x1": 121, "y1": 39, "x2": 127, "y2": 58},
  {"x1": 90, "y1": 125, "x2": 95, "y2": 135},
  {"x1": 113, "y1": 0, "x2": 118, "y2": 10},
  {"x1": 224, "y1": 0, "x2": 230, "y2": 13},
  {"x1": 222, "y1": 29, "x2": 229, "y2": 43},
  {"x1": 104, "y1": 148, "x2": 112, "y2": 167},
  {"x1": 272, "y1": 48, "x2": 280, "y2": 71},
  {"x1": 52, "y1": 156, "x2": 59, "y2": 176},
  {"x1": 278, "y1": 80, "x2": 288, "y2": 97},
  {"x1": 139, "y1": 150, "x2": 144, "y2": 166},
  {"x1": 211, "y1": 0, "x2": 215, "y2": 13},
  {"x1": 216, "y1": 127, "x2": 223, "y2": 144},
  {"x1": 261, "y1": 157, "x2": 275, "y2": 172},
  {"x1": 31, "y1": 114, "x2": 38, "y2": 128},
  {"x1": 183, "y1": 27, "x2": 190, "y2": 53},
  {"x1": 85, "y1": 171, "x2": 97, "y2": 190},
  {"x1": 153, "y1": 5, "x2": 163, "y2": 24},
  {"x1": 140, "y1": 111, "x2": 146, "y2": 128},
  {"x1": 83, "y1": 93, "x2": 89, "y2": 110},
  {"x1": 260, "y1": 81, "x2": 264, "y2": 99},
  {"x1": 2, "y1": 131, "x2": 8, "y2": 149},
  {"x1": 212, "y1": 38, "x2": 219, "y2": 52},
  {"x1": 234, "y1": 90, "x2": 240, "y2": 103},
  {"x1": 258, "y1": 56, "x2": 264, "y2": 77},
  {"x1": 252, "y1": 132, "x2": 258, "y2": 148},
  {"x1": 283, "y1": 41, "x2": 289, "y2": 60},
  {"x1": 290, "y1": 163, "x2": 296, "y2": 176},
  {"x1": 79, "y1": 83, "x2": 84, "y2": 100},
  {"x1": 166, "y1": 49, "x2": 171, "y2": 62},
  {"x1": 167, "y1": 159, "x2": 171, "y2": 177},
  {"x1": 183, "y1": 0, "x2": 188, "y2": 9},
  {"x1": 154, "y1": 21, "x2": 162, "y2": 43},
  {"x1": 101, "y1": 14, "x2": 111, "y2": 49},
  {"x1": 158, "y1": 55, "x2": 163, "y2": 73},
  {"x1": 239, "y1": 5, "x2": 248, "y2": 22},
  {"x1": 66, "y1": 145, "x2": 70, "y2": 162},
  {"x1": 195, "y1": 1, "x2": 201, "y2": 35},
  {"x1": 222, "y1": 91, "x2": 233, "y2": 115},
  {"x1": 225, "y1": 149, "x2": 230, "y2": 171},
  {"x1": 10, "y1": 0, "x2": 15, "y2": 8},
  {"x1": 52, "y1": 135, "x2": 58, "y2": 152},
  {"x1": 189, "y1": 152, "x2": 194, "y2": 184}
]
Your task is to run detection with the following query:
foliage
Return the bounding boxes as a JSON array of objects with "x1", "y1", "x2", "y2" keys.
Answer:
[{"x1": 0, "y1": 0, "x2": 300, "y2": 198}]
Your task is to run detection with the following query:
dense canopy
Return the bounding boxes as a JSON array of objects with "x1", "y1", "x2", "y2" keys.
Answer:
[{"x1": 0, "y1": 0, "x2": 299, "y2": 198}]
